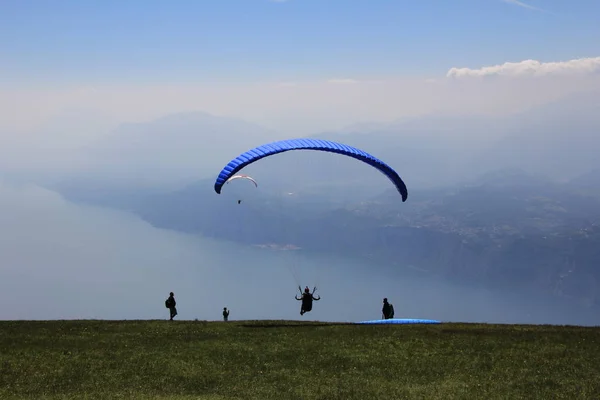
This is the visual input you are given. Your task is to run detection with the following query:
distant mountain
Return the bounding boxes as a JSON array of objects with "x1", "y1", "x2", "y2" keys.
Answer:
[
  {"x1": 46, "y1": 88, "x2": 600, "y2": 193},
  {"x1": 466, "y1": 90, "x2": 600, "y2": 181},
  {"x1": 239, "y1": 90, "x2": 600, "y2": 192},
  {"x1": 567, "y1": 168, "x2": 600, "y2": 193},
  {"x1": 45, "y1": 91, "x2": 600, "y2": 308},
  {"x1": 53, "y1": 169, "x2": 600, "y2": 309},
  {"x1": 66, "y1": 111, "x2": 282, "y2": 187}
]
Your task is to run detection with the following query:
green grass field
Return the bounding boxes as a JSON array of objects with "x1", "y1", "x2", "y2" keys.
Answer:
[{"x1": 1, "y1": 320, "x2": 599, "y2": 399}]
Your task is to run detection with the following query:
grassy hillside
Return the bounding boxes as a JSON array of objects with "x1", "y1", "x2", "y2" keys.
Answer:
[{"x1": 1, "y1": 320, "x2": 599, "y2": 399}]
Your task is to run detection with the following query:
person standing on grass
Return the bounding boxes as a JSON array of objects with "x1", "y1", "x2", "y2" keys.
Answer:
[
  {"x1": 223, "y1": 307, "x2": 230, "y2": 321},
  {"x1": 382, "y1": 297, "x2": 394, "y2": 319},
  {"x1": 165, "y1": 292, "x2": 177, "y2": 320}
]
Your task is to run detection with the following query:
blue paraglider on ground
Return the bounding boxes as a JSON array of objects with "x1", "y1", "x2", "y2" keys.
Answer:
[{"x1": 358, "y1": 319, "x2": 441, "y2": 325}]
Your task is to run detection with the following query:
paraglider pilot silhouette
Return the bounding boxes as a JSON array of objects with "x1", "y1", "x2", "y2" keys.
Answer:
[
  {"x1": 296, "y1": 286, "x2": 320, "y2": 315},
  {"x1": 382, "y1": 298, "x2": 395, "y2": 320}
]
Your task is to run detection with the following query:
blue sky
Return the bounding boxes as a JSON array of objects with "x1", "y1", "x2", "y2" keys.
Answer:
[{"x1": 2, "y1": 0, "x2": 599, "y2": 84}]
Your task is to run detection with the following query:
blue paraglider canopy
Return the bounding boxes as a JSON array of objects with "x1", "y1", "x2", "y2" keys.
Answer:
[
  {"x1": 358, "y1": 319, "x2": 441, "y2": 325},
  {"x1": 213, "y1": 138, "x2": 408, "y2": 202}
]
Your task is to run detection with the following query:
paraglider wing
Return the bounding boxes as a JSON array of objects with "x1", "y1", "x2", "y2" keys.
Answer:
[
  {"x1": 358, "y1": 319, "x2": 440, "y2": 325},
  {"x1": 225, "y1": 174, "x2": 258, "y2": 188},
  {"x1": 213, "y1": 139, "x2": 408, "y2": 201}
]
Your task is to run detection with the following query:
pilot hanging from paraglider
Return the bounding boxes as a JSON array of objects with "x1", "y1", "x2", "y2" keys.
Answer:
[
  {"x1": 296, "y1": 286, "x2": 320, "y2": 315},
  {"x1": 214, "y1": 139, "x2": 409, "y2": 318},
  {"x1": 222, "y1": 175, "x2": 258, "y2": 206}
]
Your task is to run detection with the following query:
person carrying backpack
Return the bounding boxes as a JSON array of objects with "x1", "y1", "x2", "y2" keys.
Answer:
[
  {"x1": 382, "y1": 297, "x2": 395, "y2": 319},
  {"x1": 165, "y1": 292, "x2": 177, "y2": 321}
]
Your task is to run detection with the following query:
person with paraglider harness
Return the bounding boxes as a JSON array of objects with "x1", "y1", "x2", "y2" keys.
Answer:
[
  {"x1": 295, "y1": 286, "x2": 320, "y2": 315},
  {"x1": 382, "y1": 297, "x2": 395, "y2": 320},
  {"x1": 165, "y1": 292, "x2": 177, "y2": 321}
]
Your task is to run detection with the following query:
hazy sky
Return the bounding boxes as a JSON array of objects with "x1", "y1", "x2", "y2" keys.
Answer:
[
  {"x1": 1, "y1": 1, "x2": 600, "y2": 323},
  {"x1": 1, "y1": 0, "x2": 600, "y2": 136}
]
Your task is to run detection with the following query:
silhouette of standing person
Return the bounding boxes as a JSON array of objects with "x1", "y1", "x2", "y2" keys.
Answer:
[
  {"x1": 223, "y1": 307, "x2": 230, "y2": 321},
  {"x1": 165, "y1": 292, "x2": 177, "y2": 321},
  {"x1": 382, "y1": 297, "x2": 394, "y2": 320}
]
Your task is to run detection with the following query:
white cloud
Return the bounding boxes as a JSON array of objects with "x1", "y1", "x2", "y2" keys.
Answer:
[
  {"x1": 501, "y1": 0, "x2": 544, "y2": 12},
  {"x1": 327, "y1": 78, "x2": 359, "y2": 84},
  {"x1": 447, "y1": 57, "x2": 600, "y2": 79}
]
